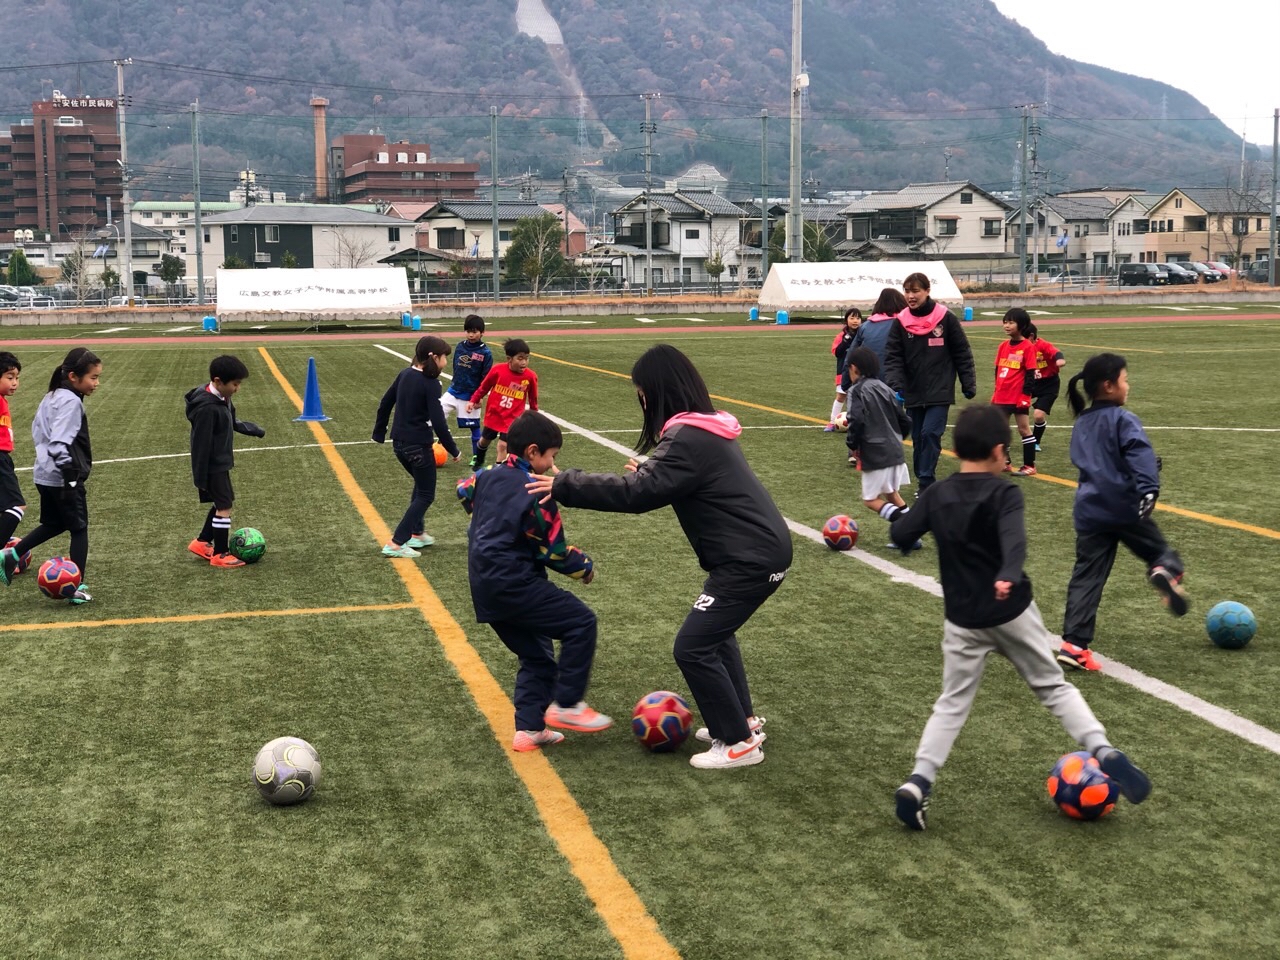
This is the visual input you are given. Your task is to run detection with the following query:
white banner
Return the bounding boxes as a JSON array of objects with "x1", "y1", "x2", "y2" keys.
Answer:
[
  {"x1": 216, "y1": 268, "x2": 411, "y2": 320},
  {"x1": 758, "y1": 262, "x2": 963, "y2": 313}
]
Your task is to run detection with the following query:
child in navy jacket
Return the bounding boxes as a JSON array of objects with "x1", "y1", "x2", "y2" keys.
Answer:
[
  {"x1": 1058, "y1": 353, "x2": 1187, "y2": 672},
  {"x1": 458, "y1": 411, "x2": 610, "y2": 752}
]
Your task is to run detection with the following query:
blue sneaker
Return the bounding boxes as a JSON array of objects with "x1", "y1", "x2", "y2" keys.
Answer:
[
  {"x1": 68, "y1": 585, "x2": 92, "y2": 605},
  {"x1": 0, "y1": 547, "x2": 14, "y2": 586},
  {"x1": 1096, "y1": 748, "x2": 1151, "y2": 804},
  {"x1": 886, "y1": 540, "x2": 924, "y2": 552}
]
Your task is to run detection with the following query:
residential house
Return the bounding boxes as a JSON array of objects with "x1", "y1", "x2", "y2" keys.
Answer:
[
  {"x1": 1140, "y1": 187, "x2": 1274, "y2": 268},
  {"x1": 411, "y1": 199, "x2": 571, "y2": 265},
  {"x1": 1106, "y1": 194, "x2": 1163, "y2": 267},
  {"x1": 1007, "y1": 195, "x2": 1115, "y2": 276}
]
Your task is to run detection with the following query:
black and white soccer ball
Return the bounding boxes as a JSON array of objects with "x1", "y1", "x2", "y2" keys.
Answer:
[{"x1": 253, "y1": 736, "x2": 322, "y2": 806}]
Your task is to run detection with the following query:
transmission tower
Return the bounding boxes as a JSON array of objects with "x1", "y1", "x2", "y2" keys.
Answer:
[{"x1": 576, "y1": 95, "x2": 588, "y2": 162}]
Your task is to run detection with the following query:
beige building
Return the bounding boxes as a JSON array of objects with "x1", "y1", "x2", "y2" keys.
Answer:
[{"x1": 1138, "y1": 187, "x2": 1273, "y2": 268}]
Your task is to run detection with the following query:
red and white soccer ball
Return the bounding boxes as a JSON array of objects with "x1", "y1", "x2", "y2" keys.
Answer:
[
  {"x1": 822, "y1": 515, "x2": 859, "y2": 551},
  {"x1": 36, "y1": 557, "x2": 81, "y2": 599},
  {"x1": 631, "y1": 690, "x2": 694, "y2": 753}
]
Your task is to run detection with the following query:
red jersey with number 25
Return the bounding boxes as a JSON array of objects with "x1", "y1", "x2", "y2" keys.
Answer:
[{"x1": 471, "y1": 364, "x2": 539, "y2": 433}]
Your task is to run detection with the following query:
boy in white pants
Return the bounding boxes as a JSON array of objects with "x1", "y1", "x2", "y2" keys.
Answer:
[{"x1": 887, "y1": 404, "x2": 1151, "y2": 830}]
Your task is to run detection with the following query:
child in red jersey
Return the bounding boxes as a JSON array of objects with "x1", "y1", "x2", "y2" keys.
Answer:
[
  {"x1": 467, "y1": 338, "x2": 539, "y2": 471},
  {"x1": 1029, "y1": 330, "x2": 1065, "y2": 451},
  {"x1": 991, "y1": 308, "x2": 1038, "y2": 476},
  {"x1": 826, "y1": 307, "x2": 862, "y2": 431},
  {"x1": 0, "y1": 352, "x2": 26, "y2": 547}
]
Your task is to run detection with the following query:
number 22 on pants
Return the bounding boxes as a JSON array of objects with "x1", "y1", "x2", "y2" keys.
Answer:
[{"x1": 692, "y1": 594, "x2": 716, "y2": 612}]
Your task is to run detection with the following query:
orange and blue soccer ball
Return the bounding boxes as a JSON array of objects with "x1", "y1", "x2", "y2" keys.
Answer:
[
  {"x1": 632, "y1": 690, "x2": 694, "y2": 753},
  {"x1": 1206, "y1": 601, "x2": 1256, "y2": 649},
  {"x1": 5, "y1": 537, "x2": 32, "y2": 575},
  {"x1": 36, "y1": 557, "x2": 81, "y2": 600},
  {"x1": 822, "y1": 515, "x2": 859, "y2": 550},
  {"x1": 1047, "y1": 751, "x2": 1118, "y2": 820}
]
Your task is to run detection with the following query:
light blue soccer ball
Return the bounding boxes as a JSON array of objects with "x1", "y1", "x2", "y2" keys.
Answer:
[{"x1": 1205, "y1": 601, "x2": 1257, "y2": 650}]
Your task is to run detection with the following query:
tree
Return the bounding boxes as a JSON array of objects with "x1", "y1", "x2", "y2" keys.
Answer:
[
  {"x1": 221, "y1": 254, "x2": 250, "y2": 269},
  {"x1": 1209, "y1": 166, "x2": 1270, "y2": 274},
  {"x1": 767, "y1": 220, "x2": 836, "y2": 264},
  {"x1": 281, "y1": 250, "x2": 299, "y2": 268},
  {"x1": 6, "y1": 249, "x2": 40, "y2": 286},
  {"x1": 704, "y1": 225, "x2": 738, "y2": 294},
  {"x1": 158, "y1": 253, "x2": 186, "y2": 296},
  {"x1": 59, "y1": 238, "x2": 99, "y2": 305},
  {"x1": 100, "y1": 267, "x2": 120, "y2": 293},
  {"x1": 332, "y1": 231, "x2": 380, "y2": 269},
  {"x1": 504, "y1": 213, "x2": 567, "y2": 296}
]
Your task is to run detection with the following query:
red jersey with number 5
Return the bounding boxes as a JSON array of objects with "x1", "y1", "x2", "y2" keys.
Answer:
[
  {"x1": 471, "y1": 364, "x2": 539, "y2": 433},
  {"x1": 992, "y1": 338, "x2": 1035, "y2": 405}
]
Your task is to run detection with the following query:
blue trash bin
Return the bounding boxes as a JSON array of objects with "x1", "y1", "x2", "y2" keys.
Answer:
[
  {"x1": 202, "y1": 315, "x2": 218, "y2": 333},
  {"x1": 776, "y1": 310, "x2": 790, "y2": 326},
  {"x1": 963, "y1": 306, "x2": 973, "y2": 322},
  {"x1": 749, "y1": 307, "x2": 760, "y2": 322}
]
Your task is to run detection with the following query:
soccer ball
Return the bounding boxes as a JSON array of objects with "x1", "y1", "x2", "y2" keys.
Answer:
[
  {"x1": 631, "y1": 690, "x2": 694, "y2": 753},
  {"x1": 36, "y1": 557, "x2": 81, "y2": 599},
  {"x1": 433, "y1": 442, "x2": 448, "y2": 466},
  {"x1": 5, "y1": 537, "x2": 31, "y2": 575},
  {"x1": 822, "y1": 514, "x2": 859, "y2": 551},
  {"x1": 1206, "y1": 601, "x2": 1256, "y2": 649},
  {"x1": 1047, "y1": 751, "x2": 1118, "y2": 821},
  {"x1": 253, "y1": 736, "x2": 322, "y2": 806},
  {"x1": 230, "y1": 527, "x2": 266, "y2": 564}
]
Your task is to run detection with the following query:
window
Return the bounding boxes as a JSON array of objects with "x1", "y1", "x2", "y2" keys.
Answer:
[
  {"x1": 1166, "y1": 219, "x2": 1173, "y2": 231},
  {"x1": 1234, "y1": 217, "x2": 1250, "y2": 236},
  {"x1": 681, "y1": 267, "x2": 692, "y2": 283},
  {"x1": 982, "y1": 219, "x2": 1002, "y2": 237},
  {"x1": 415, "y1": 152, "x2": 427, "y2": 163},
  {"x1": 728, "y1": 265, "x2": 739, "y2": 279},
  {"x1": 960, "y1": 192, "x2": 973, "y2": 204},
  {"x1": 388, "y1": 227, "x2": 401, "y2": 242},
  {"x1": 436, "y1": 227, "x2": 464, "y2": 249},
  {"x1": 141, "y1": 211, "x2": 152, "y2": 219},
  {"x1": 1074, "y1": 225, "x2": 1081, "y2": 238},
  {"x1": 230, "y1": 226, "x2": 238, "y2": 242},
  {"x1": 1258, "y1": 219, "x2": 1265, "y2": 231},
  {"x1": 1175, "y1": 197, "x2": 1182, "y2": 209},
  {"x1": 498, "y1": 230, "x2": 511, "y2": 242},
  {"x1": 685, "y1": 228, "x2": 700, "y2": 239},
  {"x1": 747, "y1": 266, "x2": 759, "y2": 280},
  {"x1": 265, "y1": 225, "x2": 280, "y2": 243},
  {"x1": 1133, "y1": 219, "x2": 1149, "y2": 234},
  {"x1": 204, "y1": 231, "x2": 211, "y2": 243},
  {"x1": 396, "y1": 152, "x2": 408, "y2": 163},
  {"x1": 936, "y1": 217, "x2": 957, "y2": 236}
]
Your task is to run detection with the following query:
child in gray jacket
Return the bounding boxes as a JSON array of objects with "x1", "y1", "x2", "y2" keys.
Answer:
[{"x1": 838, "y1": 347, "x2": 914, "y2": 542}]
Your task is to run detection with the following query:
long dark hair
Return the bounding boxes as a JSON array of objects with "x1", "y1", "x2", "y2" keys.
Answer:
[
  {"x1": 630, "y1": 344, "x2": 713, "y2": 454},
  {"x1": 1003, "y1": 307, "x2": 1036, "y2": 339},
  {"x1": 48, "y1": 347, "x2": 100, "y2": 394},
  {"x1": 1067, "y1": 352, "x2": 1126, "y2": 417},
  {"x1": 413, "y1": 335, "x2": 450, "y2": 378},
  {"x1": 871, "y1": 287, "x2": 907, "y2": 316}
]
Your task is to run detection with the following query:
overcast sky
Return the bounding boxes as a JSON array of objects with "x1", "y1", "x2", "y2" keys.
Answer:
[{"x1": 990, "y1": 0, "x2": 1280, "y2": 145}]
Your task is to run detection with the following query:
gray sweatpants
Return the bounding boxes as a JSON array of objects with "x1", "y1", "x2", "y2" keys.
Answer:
[{"x1": 912, "y1": 601, "x2": 1110, "y2": 783}]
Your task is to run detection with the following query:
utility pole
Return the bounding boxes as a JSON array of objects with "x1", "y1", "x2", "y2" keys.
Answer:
[
  {"x1": 1271, "y1": 108, "x2": 1278, "y2": 286},
  {"x1": 561, "y1": 167, "x2": 571, "y2": 256},
  {"x1": 787, "y1": 0, "x2": 804, "y2": 263},
  {"x1": 641, "y1": 92, "x2": 660, "y2": 295},
  {"x1": 115, "y1": 58, "x2": 134, "y2": 305},
  {"x1": 491, "y1": 106, "x2": 500, "y2": 301},
  {"x1": 1029, "y1": 108, "x2": 1041, "y2": 279},
  {"x1": 191, "y1": 100, "x2": 205, "y2": 306},
  {"x1": 1018, "y1": 106, "x2": 1029, "y2": 293},
  {"x1": 760, "y1": 109, "x2": 769, "y2": 285}
]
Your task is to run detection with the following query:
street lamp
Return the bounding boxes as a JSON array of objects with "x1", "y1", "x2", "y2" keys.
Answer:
[{"x1": 96, "y1": 224, "x2": 124, "y2": 302}]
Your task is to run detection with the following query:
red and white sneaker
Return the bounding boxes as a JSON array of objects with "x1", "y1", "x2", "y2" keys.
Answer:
[
  {"x1": 1012, "y1": 465, "x2": 1037, "y2": 476},
  {"x1": 545, "y1": 701, "x2": 613, "y2": 733},
  {"x1": 696, "y1": 715, "x2": 765, "y2": 743},
  {"x1": 690, "y1": 731, "x2": 765, "y2": 769},
  {"x1": 188, "y1": 538, "x2": 214, "y2": 560},
  {"x1": 512, "y1": 729, "x2": 565, "y2": 752},
  {"x1": 1057, "y1": 642, "x2": 1101, "y2": 672},
  {"x1": 210, "y1": 552, "x2": 246, "y2": 568}
]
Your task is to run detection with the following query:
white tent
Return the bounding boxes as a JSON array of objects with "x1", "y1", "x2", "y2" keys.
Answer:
[
  {"x1": 215, "y1": 268, "x2": 411, "y2": 322},
  {"x1": 757, "y1": 262, "x2": 963, "y2": 315}
]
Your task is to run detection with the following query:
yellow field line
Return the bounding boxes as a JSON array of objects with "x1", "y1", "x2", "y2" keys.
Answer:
[
  {"x1": 259, "y1": 347, "x2": 679, "y2": 960},
  {"x1": 0, "y1": 602, "x2": 417, "y2": 634},
  {"x1": 533, "y1": 351, "x2": 1280, "y2": 541}
]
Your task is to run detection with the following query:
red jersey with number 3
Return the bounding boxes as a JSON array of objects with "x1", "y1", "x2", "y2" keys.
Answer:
[
  {"x1": 471, "y1": 364, "x2": 539, "y2": 433},
  {"x1": 992, "y1": 338, "x2": 1034, "y2": 405}
]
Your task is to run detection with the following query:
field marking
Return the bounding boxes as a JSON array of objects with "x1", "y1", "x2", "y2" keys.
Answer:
[
  {"x1": 96, "y1": 327, "x2": 131, "y2": 334},
  {"x1": 165, "y1": 325, "x2": 197, "y2": 332},
  {"x1": 263, "y1": 346, "x2": 679, "y2": 960},
  {"x1": 0, "y1": 602, "x2": 417, "y2": 634},
  {"x1": 8, "y1": 440, "x2": 377, "y2": 472}
]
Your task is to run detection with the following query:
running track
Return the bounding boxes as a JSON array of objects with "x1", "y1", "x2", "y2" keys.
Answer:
[{"x1": 2, "y1": 309, "x2": 1278, "y2": 348}]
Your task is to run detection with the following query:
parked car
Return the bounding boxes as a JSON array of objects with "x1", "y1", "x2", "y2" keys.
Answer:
[
  {"x1": 1204, "y1": 260, "x2": 1235, "y2": 278},
  {"x1": 1155, "y1": 263, "x2": 1196, "y2": 285},
  {"x1": 1176, "y1": 261, "x2": 1221, "y2": 282},
  {"x1": 1047, "y1": 269, "x2": 1085, "y2": 283},
  {"x1": 1246, "y1": 260, "x2": 1274, "y2": 283},
  {"x1": 1119, "y1": 263, "x2": 1167, "y2": 286}
]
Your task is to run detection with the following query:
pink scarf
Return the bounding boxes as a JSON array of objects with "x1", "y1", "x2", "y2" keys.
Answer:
[
  {"x1": 897, "y1": 301, "x2": 948, "y2": 336},
  {"x1": 662, "y1": 410, "x2": 742, "y2": 439}
]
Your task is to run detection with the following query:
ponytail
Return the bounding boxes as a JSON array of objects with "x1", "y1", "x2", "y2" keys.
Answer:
[
  {"x1": 1067, "y1": 352, "x2": 1127, "y2": 418},
  {"x1": 48, "y1": 347, "x2": 100, "y2": 394},
  {"x1": 413, "y1": 335, "x2": 450, "y2": 379}
]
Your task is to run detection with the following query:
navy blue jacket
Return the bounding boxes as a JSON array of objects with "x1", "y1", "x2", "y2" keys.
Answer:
[
  {"x1": 1069, "y1": 401, "x2": 1160, "y2": 531},
  {"x1": 447, "y1": 340, "x2": 494, "y2": 399},
  {"x1": 850, "y1": 314, "x2": 896, "y2": 370},
  {"x1": 373, "y1": 367, "x2": 459, "y2": 456}
]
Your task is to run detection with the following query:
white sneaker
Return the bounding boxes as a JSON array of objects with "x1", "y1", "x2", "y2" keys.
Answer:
[
  {"x1": 689, "y1": 732, "x2": 765, "y2": 769},
  {"x1": 695, "y1": 715, "x2": 765, "y2": 743}
]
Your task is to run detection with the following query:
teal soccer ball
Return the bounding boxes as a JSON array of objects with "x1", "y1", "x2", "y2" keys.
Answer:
[
  {"x1": 230, "y1": 527, "x2": 266, "y2": 564},
  {"x1": 1205, "y1": 601, "x2": 1256, "y2": 650}
]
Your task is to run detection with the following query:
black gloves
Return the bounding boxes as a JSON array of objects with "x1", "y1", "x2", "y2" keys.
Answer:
[
  {"x1": 1138, "y1": 492, "x2": 1157, "y2": 521},
  {"x1": 962, "y1": 388, "x2": 976, "y2": 400},
  {"x1": 239, "y1": 421, "x2": 266, "y2": 439}
]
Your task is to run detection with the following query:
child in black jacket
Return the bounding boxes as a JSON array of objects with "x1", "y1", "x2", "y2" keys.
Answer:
[{"x1": 185, "y1": 355, "x2": 265, "y2": 568}]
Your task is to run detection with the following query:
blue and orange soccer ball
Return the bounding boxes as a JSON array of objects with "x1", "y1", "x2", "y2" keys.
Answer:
[
  {"x1": 1047, "y1": 751, "x2": 1118, "y2": 821},
  {"x1": 631, "y1": 690, "x2": 694, "y2": 753},
  {"x1": 5, "y1": 537, "x2": 32, "y2": 575},
  {"x1": 36, "y1": 557, "x2": 81, "y2": 600},
  {"x1": 822, "y1": 515, "x2": 859, "y2": 551},
  {"x1": 1206, "y1": 601, "x2": 1257, "y2": 650}
]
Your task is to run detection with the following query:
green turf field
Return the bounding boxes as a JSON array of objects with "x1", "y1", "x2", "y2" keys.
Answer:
[{"x1": 0, "y1": 313, "x2": 1278, "y2": 958}]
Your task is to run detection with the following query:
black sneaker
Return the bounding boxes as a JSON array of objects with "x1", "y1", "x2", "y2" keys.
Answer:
[
  {"x1": 1096, "y1": 748, "x2": 1151, "y2": 804},
  {"x1": 1148, "y1": 565, "x2": 1188, "y2": 617},
  {"x1": 894, "y1": 775, "x2": 931, "y2": 831}
]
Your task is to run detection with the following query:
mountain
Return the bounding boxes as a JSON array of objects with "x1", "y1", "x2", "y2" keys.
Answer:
[{"x1": 0, "y1": 0, "x2": 1260, "y2": 203}]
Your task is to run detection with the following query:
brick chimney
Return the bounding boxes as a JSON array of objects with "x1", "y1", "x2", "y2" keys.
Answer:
[{"x1": 310, "y1": 97, "x2": 330, "y2": 200}]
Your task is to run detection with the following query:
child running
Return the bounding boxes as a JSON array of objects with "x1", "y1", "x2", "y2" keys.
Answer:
[
  {"x1": 1057, "y1": 353, "x2": 1187, "y2": 672},
  {"x1": 888, "y1": 404, "x2": 1151, "y2": 830},
  {"x1": 373, "y1": 336, "x2": 461, "y2": 558},
  {"x1": 992, "y1": 308, "x2": 1038, "y2": 476},
  {"x1": 458, "y1": 411, "x2": 610, "y2": 752},
  {"x1": 438, "y1": 314, "x2": 493, "y2": 457},
  {"x1": 1, "y1": 348, "x2": 101, "y2": 601},
  {"x1": 836, "y1": 347, "x2": 914, "y2": 539},
  {"x1": 825, "y1": 307, "x2": 862, "y2": 431},
  {"x1": 468, "y1": 338, "x2": 538, "y2": 471},
  {"x1": 1029, "y1": 329, "x2": 1065, "y2": 450},
  {"x1": 0, "y1": 352, "x2": 27, "y2": 548},
  {"x1": 527, "y1": 344, "x2": 792, "y2": 770}
]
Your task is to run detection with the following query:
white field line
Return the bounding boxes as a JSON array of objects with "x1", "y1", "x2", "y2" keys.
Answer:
[
  {"x1": 165, "y1": 326, "x2": 197, "y2": 332},
  {"x1": 96, "y1": 327, "x2": 132, "y2": 334},
  {"x1": 11, "y1": 440, "x2": 375, "y2": 472},
  {"x1": 369, "y1": 343, "x2": 1280, "y2": 758}
]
